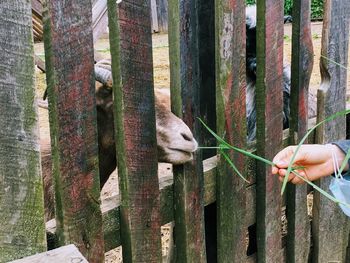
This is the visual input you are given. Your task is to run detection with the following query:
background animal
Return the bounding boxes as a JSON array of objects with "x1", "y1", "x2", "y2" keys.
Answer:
[{"x1": 245, "y1": 5, "x2": 316, "y2": 142}]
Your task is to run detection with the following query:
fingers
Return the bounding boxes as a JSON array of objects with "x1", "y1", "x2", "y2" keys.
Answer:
[
  {"x1": 272, "y1": 146, "x2": 296, "y2": 169},
  {"x1": 276, "y1": 168, "x2": 306, "y2": 185}
]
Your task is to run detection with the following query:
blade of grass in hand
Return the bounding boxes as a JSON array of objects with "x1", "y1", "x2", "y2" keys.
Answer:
[
  {"x1": 292, "y1": 170, "x2": 350, "y2": 208},
  {"x1": 282, "y1": 109, "x2": 350, "y2": 195}
]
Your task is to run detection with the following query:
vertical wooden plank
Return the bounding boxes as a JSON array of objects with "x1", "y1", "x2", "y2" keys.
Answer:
[
  {"x1": 286, "y1": 0, "x2": 314, "y2": 262},
  {"x1": 31, "y1": 0, "x2": 43, "y2": 18},
  {"x1": 0, "y1": 1, "x2": 46, "y2": 261},
  {"x1": 107, "y1": 0, "x2": 162, "y2": 262},
  {"x1": 255, "y1": 1, "x2": 284, "y2": 262},
  {"x1": 155, "y1": 0, "x2": 168, "y2": 32},
  {"x1": 92, "y1": 0, "x2": 109, "y2": 43},
  {"x1": 151, "y1": 0, "x2": 159, "y2": 32},
  {"x1": 215, "y1": 0, "x2": 247, "y2": 262},
  {"x1": 168, "y1": 0, "x2": 207, "y2": 262},
  {"x1": 42, "y1": 1, "x2": 104, "y2": 262},
  {"x1": 313, "y1": 0, "x2": 350, "y2": 262}
]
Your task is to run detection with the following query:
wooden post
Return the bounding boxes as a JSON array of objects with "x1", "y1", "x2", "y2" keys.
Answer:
[
  {"x1": 42, "y1": 1, "x2": 104, "y2": 262},
  {"x1": 215, "y1": 0, "x2": 247, "y2": 262},
  {"x1": 107, "y1": 0, "x2": 162, "y2": 262},
  {"x1": 168, "y1": 0, "x2": 207, "y2": 262},
  {"x1": 286, "y1": 0, "x2": 314, "y2": 262},
  {"x1": 0, "y1": 1, "x2": 47, "y2": 261},
  {"x1": 313, "y1": 0, "x2": 350, "y2": 262},
  {"x1": 255, "y1": 1, "x2": 284, "y2": 262}
]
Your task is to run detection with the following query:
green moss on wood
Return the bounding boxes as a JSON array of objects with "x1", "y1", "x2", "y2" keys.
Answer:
[{"x1": 0, "y1": 2, "x2": 46, "y2": 261}]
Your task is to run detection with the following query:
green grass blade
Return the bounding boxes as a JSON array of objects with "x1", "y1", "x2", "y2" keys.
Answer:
[
  {"x1": 337, "y1": 148, "x2": 350, "y2": 177},
  {"x1": 198, "y1": 118, "x2": 275, "y2": 166},
  {"x1": 321, "y1": 55, "x2": 348, "y2": 70},
  {"x1": 282, "y1": 109, "x2": 350, "y2": 195},
  {"x1": 220, "y1": 149, "x2": 250, "y2": 183},
  {"x1": 292, "y1": 170, "x2": 350, "y2": 208},
  {"x1": 198, "y1": 118, "x2": 231, "y2": 147}
]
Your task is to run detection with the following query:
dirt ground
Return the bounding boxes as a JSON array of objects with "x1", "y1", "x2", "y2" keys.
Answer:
[{"x1": 34, "y1": 22, "x2": 350, "y2": 262}]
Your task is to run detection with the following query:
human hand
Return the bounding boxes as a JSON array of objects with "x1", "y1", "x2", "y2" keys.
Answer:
[{"x1": 271, "y1": 144, "x2": 347, "y2": 184}]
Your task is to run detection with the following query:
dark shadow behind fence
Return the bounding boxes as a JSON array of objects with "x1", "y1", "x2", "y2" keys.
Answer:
[{"x1": 1, "y1": 0, "x2": 350, "y2": 262}]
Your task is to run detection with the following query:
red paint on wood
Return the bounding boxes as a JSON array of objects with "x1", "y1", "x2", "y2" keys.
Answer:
[
  {"x1": 109, "y1": 1, "x2": 162, "y2": 262},
  {"x1": 43, "y1": 1, "x2": 104, "y2": 261}
]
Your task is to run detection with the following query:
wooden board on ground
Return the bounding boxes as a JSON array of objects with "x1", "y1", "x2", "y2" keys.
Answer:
[{"x1": 9, "y1": 245, "x2": 88, "y2": 263}]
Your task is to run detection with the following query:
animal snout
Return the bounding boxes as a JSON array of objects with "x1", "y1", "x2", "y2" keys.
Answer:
[
  {"x1": 178, "y1": 127, "x2": 198, "y2": 153},
  {"x1": 181, "y1": 131, "x2": 193, "y2": 142}
]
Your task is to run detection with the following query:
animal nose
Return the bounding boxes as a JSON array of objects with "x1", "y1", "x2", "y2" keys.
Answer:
[{"x1": 181, "y1": 132, "x2": 193, "y2": 142}]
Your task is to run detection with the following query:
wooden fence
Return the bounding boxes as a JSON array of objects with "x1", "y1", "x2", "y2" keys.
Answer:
[{"x1": 1, "y1": 0, "x2": 350, "y2": 262}]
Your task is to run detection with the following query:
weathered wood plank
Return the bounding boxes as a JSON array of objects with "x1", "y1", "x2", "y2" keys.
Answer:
[
  {"x1": 31, "y1": 0, "x2": 42, "y2": 17},
  {"x1": 9, "y1": 244, "x2": 88, "y2": 263},
  {"x1": 313, "y1": 1, "x2": 350, "y2": 262},
  {"x1": 155, "y1": 0, "x2": 168, "y2": 32},
  {"x1": 255, "y1": 1, "x2": 284, "y2": 262},
  {"x1": 215, "y1": 0, "x2": 247, "y2": 262},
  {"x1": 151, "y1": 0, "x2": 159, "y2": 32},
  {"x1": 92, "y1": 0, "x2": 109, "y2": 43},
  {"x1": 34, "y1": 0, "x2": 112, "y2": 73},
  {"x1": 286, "y1": 0, "x2": 314, "y2": 262},
  {"x1": 35, "y1": 55, "x2": 46, "y2": 73},
  {"x1": 107, "y1": 0, "x2": 162, "y2": 262},
  {"x1": 0, "y1": 1, "x2": 46, "y2": 261},
  {"x1": 46, "y1": 157, "x2": 235, "y2": 253},
  {"x1": 168, "y1": 0, "x2": 206, "y2": 262},
  {"x1": 42, "y1": 1, "x2": 104, "y2": 262}
]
